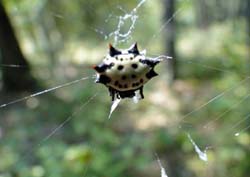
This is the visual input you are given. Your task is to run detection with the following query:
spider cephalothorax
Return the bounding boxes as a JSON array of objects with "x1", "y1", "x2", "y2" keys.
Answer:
[{"x1": 93, "y1": 43, "x2": 160, "y2": 101}]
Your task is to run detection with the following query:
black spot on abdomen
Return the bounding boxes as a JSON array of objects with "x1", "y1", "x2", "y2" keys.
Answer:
[
  {"x1": 117, "y1": 65, "x2": 124, "y2": 70},
  {"x1": 121, "y1": 75, "x2": 127, "y2": 80},
  {"x1": 132, "y1": 82, "x2": 140, "y2": 87},
  {"x1": 131, "y1": 63, "x2": 138, "y2": 69},
  {"x1": 131, "y1": 74, "x2": 136, "y2": 79}
]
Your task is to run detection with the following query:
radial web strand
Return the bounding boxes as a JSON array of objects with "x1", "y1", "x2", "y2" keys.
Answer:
[
  {"x1": 0, "y1": 75, "x2": 93, "y2": 108},
  {"x1": 13, "y1": 92, "x2": 99, "y2": 168},
  {"x1": 203, "y1": 93, "x2": 250, "y2": 129},
  {"x1": 0, "y1": 64, "x2": 28, "y2": 68},
  {"x1": 226, "y1": 113, "x2": 250, "y2": 135},
  {"x1": 178, "y1": 77, "x2": 250, "y2": 124}
]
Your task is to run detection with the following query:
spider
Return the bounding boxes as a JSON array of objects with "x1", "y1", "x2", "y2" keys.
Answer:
[{"x1": 93, "y1": 43, "x2": 160, "y2": 101}]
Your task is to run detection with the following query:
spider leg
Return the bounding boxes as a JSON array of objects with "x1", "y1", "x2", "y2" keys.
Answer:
[
  {"x1": 109, "y1": 87, "x2": 115, "y2": 101},
  {"x1": 139, "y1": 86, "x2": 144, "y2": 99},
  {"x1": 116, "y1": 92, "x2": 121, "y2": 99}
]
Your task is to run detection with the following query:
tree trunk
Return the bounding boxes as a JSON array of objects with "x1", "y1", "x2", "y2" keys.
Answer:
[
  {"x1": 164, "y1": 0, "x2": 177, "y2": 83},
  {"x1": 0, "y1": 1, "x2": 37, "y2": 92},
  {"x1": 195, "y1": 0, "x2": 212, "y2": 28},
  {"x1": 247, "y1": 0, "x2": 250, "y2": 71}
]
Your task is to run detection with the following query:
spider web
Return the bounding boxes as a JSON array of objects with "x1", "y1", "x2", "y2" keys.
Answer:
[{"x1": 0, "y1": 0, "x2": 249, "y2": 176}]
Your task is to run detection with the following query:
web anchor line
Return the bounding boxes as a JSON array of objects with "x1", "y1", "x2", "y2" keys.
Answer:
[
  {"x1": 13, "y1": 92, "x2": 99, "y2": 169},
  {"x1": 38, "y1": 92, "x2": 99, "y2": 145},
  {"x1": 235, "y1": 124, "x2": 250, "y2": 136},
  {"x1": 0, "y1": 64, "x2": 27, "y2": 68},
  {"x1": 178, "y1": 77, "x2": 250, "y2": 123},
  {"x1": 204, "y1": 93, "x2": 250, "y2": 129},
  {"x1": 224, "y1": 113, "x2": 250, "y2": 136},
  {"x1": 0, "y1": 75, "x2": 92, "y2": 108}
]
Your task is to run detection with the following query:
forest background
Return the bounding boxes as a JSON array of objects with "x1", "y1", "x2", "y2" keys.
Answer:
[{"x1": 0, "y1": 0, "x2": 249, "y2": 177}]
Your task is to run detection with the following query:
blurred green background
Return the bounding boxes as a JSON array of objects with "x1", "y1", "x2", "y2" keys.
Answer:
[{"x1": 0, "y1": 0, "x2": 250, "y2": 177}]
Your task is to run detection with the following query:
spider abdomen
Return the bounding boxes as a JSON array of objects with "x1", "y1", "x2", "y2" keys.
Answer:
[{"x1": 93, "y1": 43, "x2": 159, "y2": 100}]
